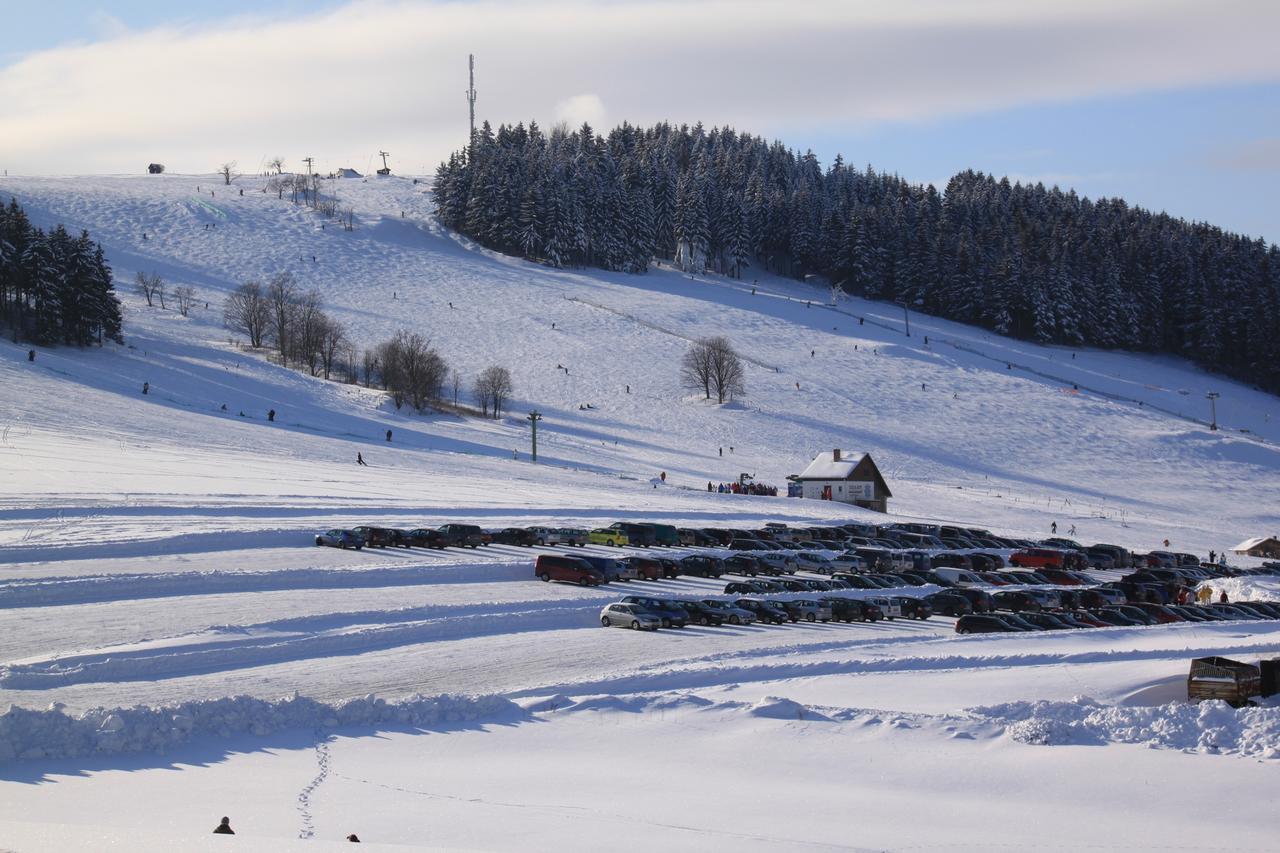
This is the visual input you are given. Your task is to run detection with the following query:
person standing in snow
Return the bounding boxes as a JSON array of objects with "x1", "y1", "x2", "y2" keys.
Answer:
[
  {"x1": 142, "y1": 381, "x2": 149, "y2": 395},
  {"x1": 213, "y1": 817, "x2": 235, "y2": 835},
  {"x1": 707, "y1": 481, "x2": 713, "y2": 491},
  {"x1": 385, "y1": 429, "x2": 392, "y2": 442},
  {"x1": 1068, "y1": 524, "x2": 1077, "y2": 537},
  {"x1": 1198, "y1": 587, "x2": 1213, "y2": 604},
  {"x1": 1209, "y1": 550, "x2": 1216, "y2": 564},
  {"x1": 27, "y1": 349, "x2": 34, "y2": 362},
  {"x1": 267, "y1": 409, "x2": 275, "y2": 422},
  {"x1": 1219, "y1": 590, "x2": 1229, "y2": 604},
  {"x1": 356, "y1": 453, "x2": 367, "y2": 466},
  {"x1": 1050, "y1": 521, "x2": 1057, "y2": 534},
  {"x1": 346, "y1": 834, "x2": 361, "y2": 842}
]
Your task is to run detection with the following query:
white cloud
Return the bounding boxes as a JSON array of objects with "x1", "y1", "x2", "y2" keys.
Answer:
[
  {"x1": 2, "y1": 0, "x2": 1279, "y2": 174},
  {"x1": 554, "y1": 94, "x2": 607, "y2": 130}
]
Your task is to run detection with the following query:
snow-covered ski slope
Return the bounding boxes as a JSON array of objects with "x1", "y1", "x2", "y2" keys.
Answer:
[{"x1": 1, "y1": 173, "x2": 1279, "y2": 851}]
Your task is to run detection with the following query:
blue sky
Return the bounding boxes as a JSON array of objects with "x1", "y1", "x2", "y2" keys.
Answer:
[{"x1": 2, "y1": 0, "x2": 1278, "y2": 242}]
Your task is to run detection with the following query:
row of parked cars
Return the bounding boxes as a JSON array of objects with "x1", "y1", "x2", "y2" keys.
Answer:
[
  {"x1": 956, "y1": 600, "x2": 1280, "y2": 634},
  {"x1": 599, "y1": 591, "x2": 933, "y2": 630}
]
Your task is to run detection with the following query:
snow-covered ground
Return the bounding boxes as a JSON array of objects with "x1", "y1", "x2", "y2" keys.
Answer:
[{"x1": 1, "y1": 172, "x2": 1278, "y2": 850}]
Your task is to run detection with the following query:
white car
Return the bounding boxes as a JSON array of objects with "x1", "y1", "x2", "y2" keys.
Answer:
[
  {"x1": 526, "y1": 526, "x2": 562, "y2": 546},
  {"x1": 600, "y1": 603, "x2": 660, "y2": 630},
  {"x1": 865, "y1": 596, "x2": 902, "y2": 620},
  {"x1": 830, "y1": 551, "x2": 869, "y2": 572}
]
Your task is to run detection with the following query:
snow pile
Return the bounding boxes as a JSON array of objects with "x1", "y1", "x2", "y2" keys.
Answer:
[
  {"x1": 0, "y1": 692, "x2": 519, "y2": 764},
  {"x1": 1201, "y1": 574, "x2": 1280, "y2": 603},
  {"x1": 747, "y1": 696, "x2": 832, "y2": 721},
  {"x1": 977, "y1": 696, "x2": 1280, "y2": 758}
]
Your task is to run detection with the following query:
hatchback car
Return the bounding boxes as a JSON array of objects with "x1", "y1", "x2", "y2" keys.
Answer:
[
  {"x1": 315, "y1": 529, "x2": 364, "y2": 550},
  {"x1": 600, "y1": 603, "x2": 661, "y2": 630}
]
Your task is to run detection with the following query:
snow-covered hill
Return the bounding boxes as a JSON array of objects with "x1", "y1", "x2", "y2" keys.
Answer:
[{"x1": 1, "y1": 172, "x2": 1278, "y2": 851}]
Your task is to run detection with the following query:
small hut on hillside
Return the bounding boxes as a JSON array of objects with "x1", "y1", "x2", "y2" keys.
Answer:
[{"x1": 793, "y1": 449, "x2": 892, "y2": 513}]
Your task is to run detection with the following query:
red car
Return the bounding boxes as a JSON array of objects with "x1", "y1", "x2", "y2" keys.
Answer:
[
  {"x1": 624, "y1": 556, "x2": 664, "y2": 581},
  {"x1": 1010, "y1": 548, "x2": 1068, "y2": 570}
]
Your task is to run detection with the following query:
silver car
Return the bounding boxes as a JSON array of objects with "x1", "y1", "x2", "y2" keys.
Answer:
[
  {"x1": 600, "y1": 603, "x2": 661, "y2": 630},
  {"x1": 698, "y1": 599, "x2": 758, "y2": 625}
]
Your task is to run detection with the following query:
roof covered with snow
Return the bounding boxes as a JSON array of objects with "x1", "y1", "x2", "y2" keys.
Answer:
[
  {"x1": 1232, "y1": 536, "x2": 1280, "y2": 552},
  {"x1": 797, "y1": 450, "x2": 868, "y2": 480}
]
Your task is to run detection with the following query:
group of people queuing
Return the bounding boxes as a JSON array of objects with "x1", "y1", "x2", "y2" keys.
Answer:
[{"x1": 708, "y1": 480, "x2": 778, "y2": 496}]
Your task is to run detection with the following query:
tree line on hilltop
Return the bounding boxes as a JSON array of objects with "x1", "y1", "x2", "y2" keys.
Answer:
[
  {"x1": 0, "y1": 198, "x2": 123, "y2": 347},
  {"x1": 435, "y1": 121, "x2": 1280, "y2": 393}
]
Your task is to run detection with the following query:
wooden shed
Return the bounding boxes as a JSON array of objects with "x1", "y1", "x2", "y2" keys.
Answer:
[
  {"x1": 793, "y1": 449, "x2": 892, "y2": 513},
  {"x1": 1232, "y1": 536, "x2": 1280, "y2": 559}
]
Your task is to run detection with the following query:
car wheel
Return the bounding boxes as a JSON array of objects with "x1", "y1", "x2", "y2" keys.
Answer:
[
  {"x1": 630, "y1": 620, "x2": 641, "y2": 630},
  {"x1": 958, "y1": 628, "x2": 970, "y2": 634},
  {"x1": 659, "y1": 618, "x2": 670, "y2": 628},
  {"x1": 699, "y1": 616, "x2": 710, "y2": 626},
  {"x1": 601, "y1": 616, "x2": 611, "y2": 627},
  {"x1": 316, "y1": 538, "x2": 324, "y2": 546},
  {"x1": 806, "y1": 613, "x2": 816, "y2": 622},
  {"x1": 730, "y1": 614, "x2": 742, "y2": 625},
  {"x1": 354, "y1": 545, "x2": 362, "y2": 551},
  {"x1": 789, "y1": 616, "x2": 798, "y2": 623},
  {"x1": 536, "y1": 539, "x2": 546, "y2": 547},
  {"x1": 539, "y1": 572, "x2": 551, "y2": 582},
  {"x1": 578, "y1": 577, "x2": 590, "y2": 586}
]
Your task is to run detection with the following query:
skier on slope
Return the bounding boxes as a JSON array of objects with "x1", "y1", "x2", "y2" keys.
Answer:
[{"x1": 213, "y1": 817, "x2": 235, "y2": 835}]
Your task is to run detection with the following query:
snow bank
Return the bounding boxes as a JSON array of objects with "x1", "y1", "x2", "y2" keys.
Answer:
[
  {"x1": 1201, "y1": 574, "x2": 1280, "y2": 603},
  {"x1": 0, "y1": 692, "x2": 519, "y2": 765},
  {"x1": 976, "y1": 696, "x2": 1280, "y2": 758}
]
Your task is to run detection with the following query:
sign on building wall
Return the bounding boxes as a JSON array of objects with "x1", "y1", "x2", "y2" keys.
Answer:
[{"x1": 844, "y1": 481, "x2": 874, "y2": 501}]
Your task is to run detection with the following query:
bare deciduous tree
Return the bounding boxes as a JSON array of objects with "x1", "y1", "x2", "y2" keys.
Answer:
[
  {"x1": 266, "y1": 272, "x2": 298, "y2": 362},
  {"x1": 223, "y1": 281, "x2": 270, "y2": 348},
  {"x1": 135, "y1": 271, "x2": 164, "y2": 308},
  {"x1": 450, "y1": 369, "x2": 461, "y2": 407},
  {"x1": 474, "y1": 365, "x2": 514, "y2": 419},
  {"x1": 268, "y1": 156, "x2": 285, "y2": 175},
  {"x1": 682, "y1": 336, "x2": 744, "y2": 403},
  {"x1": 218, "y1": 161, "x2": 239, "y2": 185},
  {"x1": 319, "y1": 316, "x2": 346, "y2": 381},
  {"x1": 377, "y1": 331, "x2": 448, "y2": 411},
  {"x1": 173, "y1": 285, "x2": 197, "y2": 317},
  {"x1": 288, "y1": 289, "x2": 326, "y2": 375}
]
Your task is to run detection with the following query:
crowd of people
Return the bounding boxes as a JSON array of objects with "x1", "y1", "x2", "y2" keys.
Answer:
[{"x1": 708, "y1": 480, "x2": 778, "y2": 496}]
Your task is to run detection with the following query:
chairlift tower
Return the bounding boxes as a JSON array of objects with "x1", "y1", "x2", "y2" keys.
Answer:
[{"x1": 377, "y1": 151, "x2": 391, "y2": 176}]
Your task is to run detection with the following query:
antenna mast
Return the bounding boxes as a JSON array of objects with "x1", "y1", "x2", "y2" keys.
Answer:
[{"x1": 466, "y1": 54, "x2": 477, "y2": 154}]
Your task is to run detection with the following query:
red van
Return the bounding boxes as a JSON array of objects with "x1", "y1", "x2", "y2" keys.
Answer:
[{"x1": 535, "y1": 554, "x2": 605, "y2": 586}]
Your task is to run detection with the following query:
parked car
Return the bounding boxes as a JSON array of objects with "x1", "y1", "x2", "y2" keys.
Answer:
[
  {"x1": 956, "y1": 614, "x2": 1026, "y2": 634},
  {"x1": 579, "y1": 554, "x2": 631, "y2": 583},
  {"x1": 827, "y1": 597, "x2": 886, "y2": 622},
  {"x1": 952, "y1": 588, "x2": 994, "y2": 613},
  {"x1": 993, "y1": 590, "x2": 1042, "y2": 613},
  {"x1": 924, "y1": 592, "x2": 973, "y2": 617},
  {"x1": 618, "y1": 596, "x2": 689, "y2": 628},
  {"x1": 793, "y1": 552, "x2": 836, "y2": 574},
  {"x1": 679, "y1": 554, "x2": 724, "y2": 578},
  {"x1": 891, "y1": 596, "x2": 932, "y2": 620},
  {"x1": 600, "y1": 603, "x2": 660, "y2": 630},
  {"x1": 697, "y1": 599, "x2": 757, "y2": 625},
  {"x1": 722, "y1": 554, "x2": 766, "y2": 576},
  {"x1": 589, "y1": 528, "x2": 629, "y2": 547},
  {"x1": 724, "y1": 580, "x2": 768, "y2": 595},
  {"x1": 437, "y1": 523, "x2": 486, "y2": 548},
  {"x1": 864, "y1": 596, "x2": 902, "y2": 620},
  {"x1": 350, "y1": 525, "x2": 399, "y2": 548},
  {"x1": 773, "y1": 598, "x2": 832, "y2": 623},
  {"x1": 734, "y1": 598, "x2": 790, "y2": 624},
  {"x1": 668, "y1": 600, "x2": 726, "y2": 626},
  {"x1": 607, "y1": 522, "x2": 656, "y2": 547},
  {"x1": 536, "y1": 554, "x2": 605, "y2": 586},
  {"x1": 624, "y1": 556, "x2": 665, "y2": 581},
  {"x1": 526, "y1": 526, "x2": 562, "y2": 546},
  {"x1": 556, "y1": 527, "x2": 589, "y2": 547},
  {"x1": 490, "y1": 527, "x2": 537, "y2": 546},
  {"x1": 403, "y1": 528, "x2": 447, "y2": 548},
  {"x1": 315, "y1": 528, "x2": 364, "y2": 550}
]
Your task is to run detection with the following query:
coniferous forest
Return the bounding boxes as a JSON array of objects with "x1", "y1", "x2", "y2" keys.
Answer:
[
  {"x1": 0, "y1": 198, "x2": 124, "y2": 347},
  {"x1": 435, "y1": 121, "x2": 1280, "y2": 394}
]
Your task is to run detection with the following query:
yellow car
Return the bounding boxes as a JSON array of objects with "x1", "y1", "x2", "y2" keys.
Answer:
[{"x1": 589, "y1": 528, "x2": 629, "y2": 547}]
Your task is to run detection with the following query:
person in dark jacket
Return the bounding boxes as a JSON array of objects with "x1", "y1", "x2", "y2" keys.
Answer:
[
  {"x1": 268, "y1": 409, "x2": 275, "y2": 422},
  {"x1": 347, "y1": 834, "x2": 361, "y2": 842},
  {"x1": 213, "y1": 816, "x2": 234, "y2": 835},
  {"x1": 1219, "y1": 590, "x2": 1229, "y2": 604},
  {"x1": 357, "y1": 453, "x2": 367, "y2": 466},
  {"x1": 27, "y1": 349, "x2": 35, "y2": 362},
  {"x1": 385, "y1": 429, "x2": 392, "y2": 442}
]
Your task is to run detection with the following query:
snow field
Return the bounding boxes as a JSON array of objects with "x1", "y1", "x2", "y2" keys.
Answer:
[{"x1": 2, "y1": 172, "x2": 1280, "y2": 850}]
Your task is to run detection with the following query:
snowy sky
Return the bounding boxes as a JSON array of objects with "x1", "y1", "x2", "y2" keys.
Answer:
[{"x1": 3, "y1": 0, "x2": 1280, "y2": 241}]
